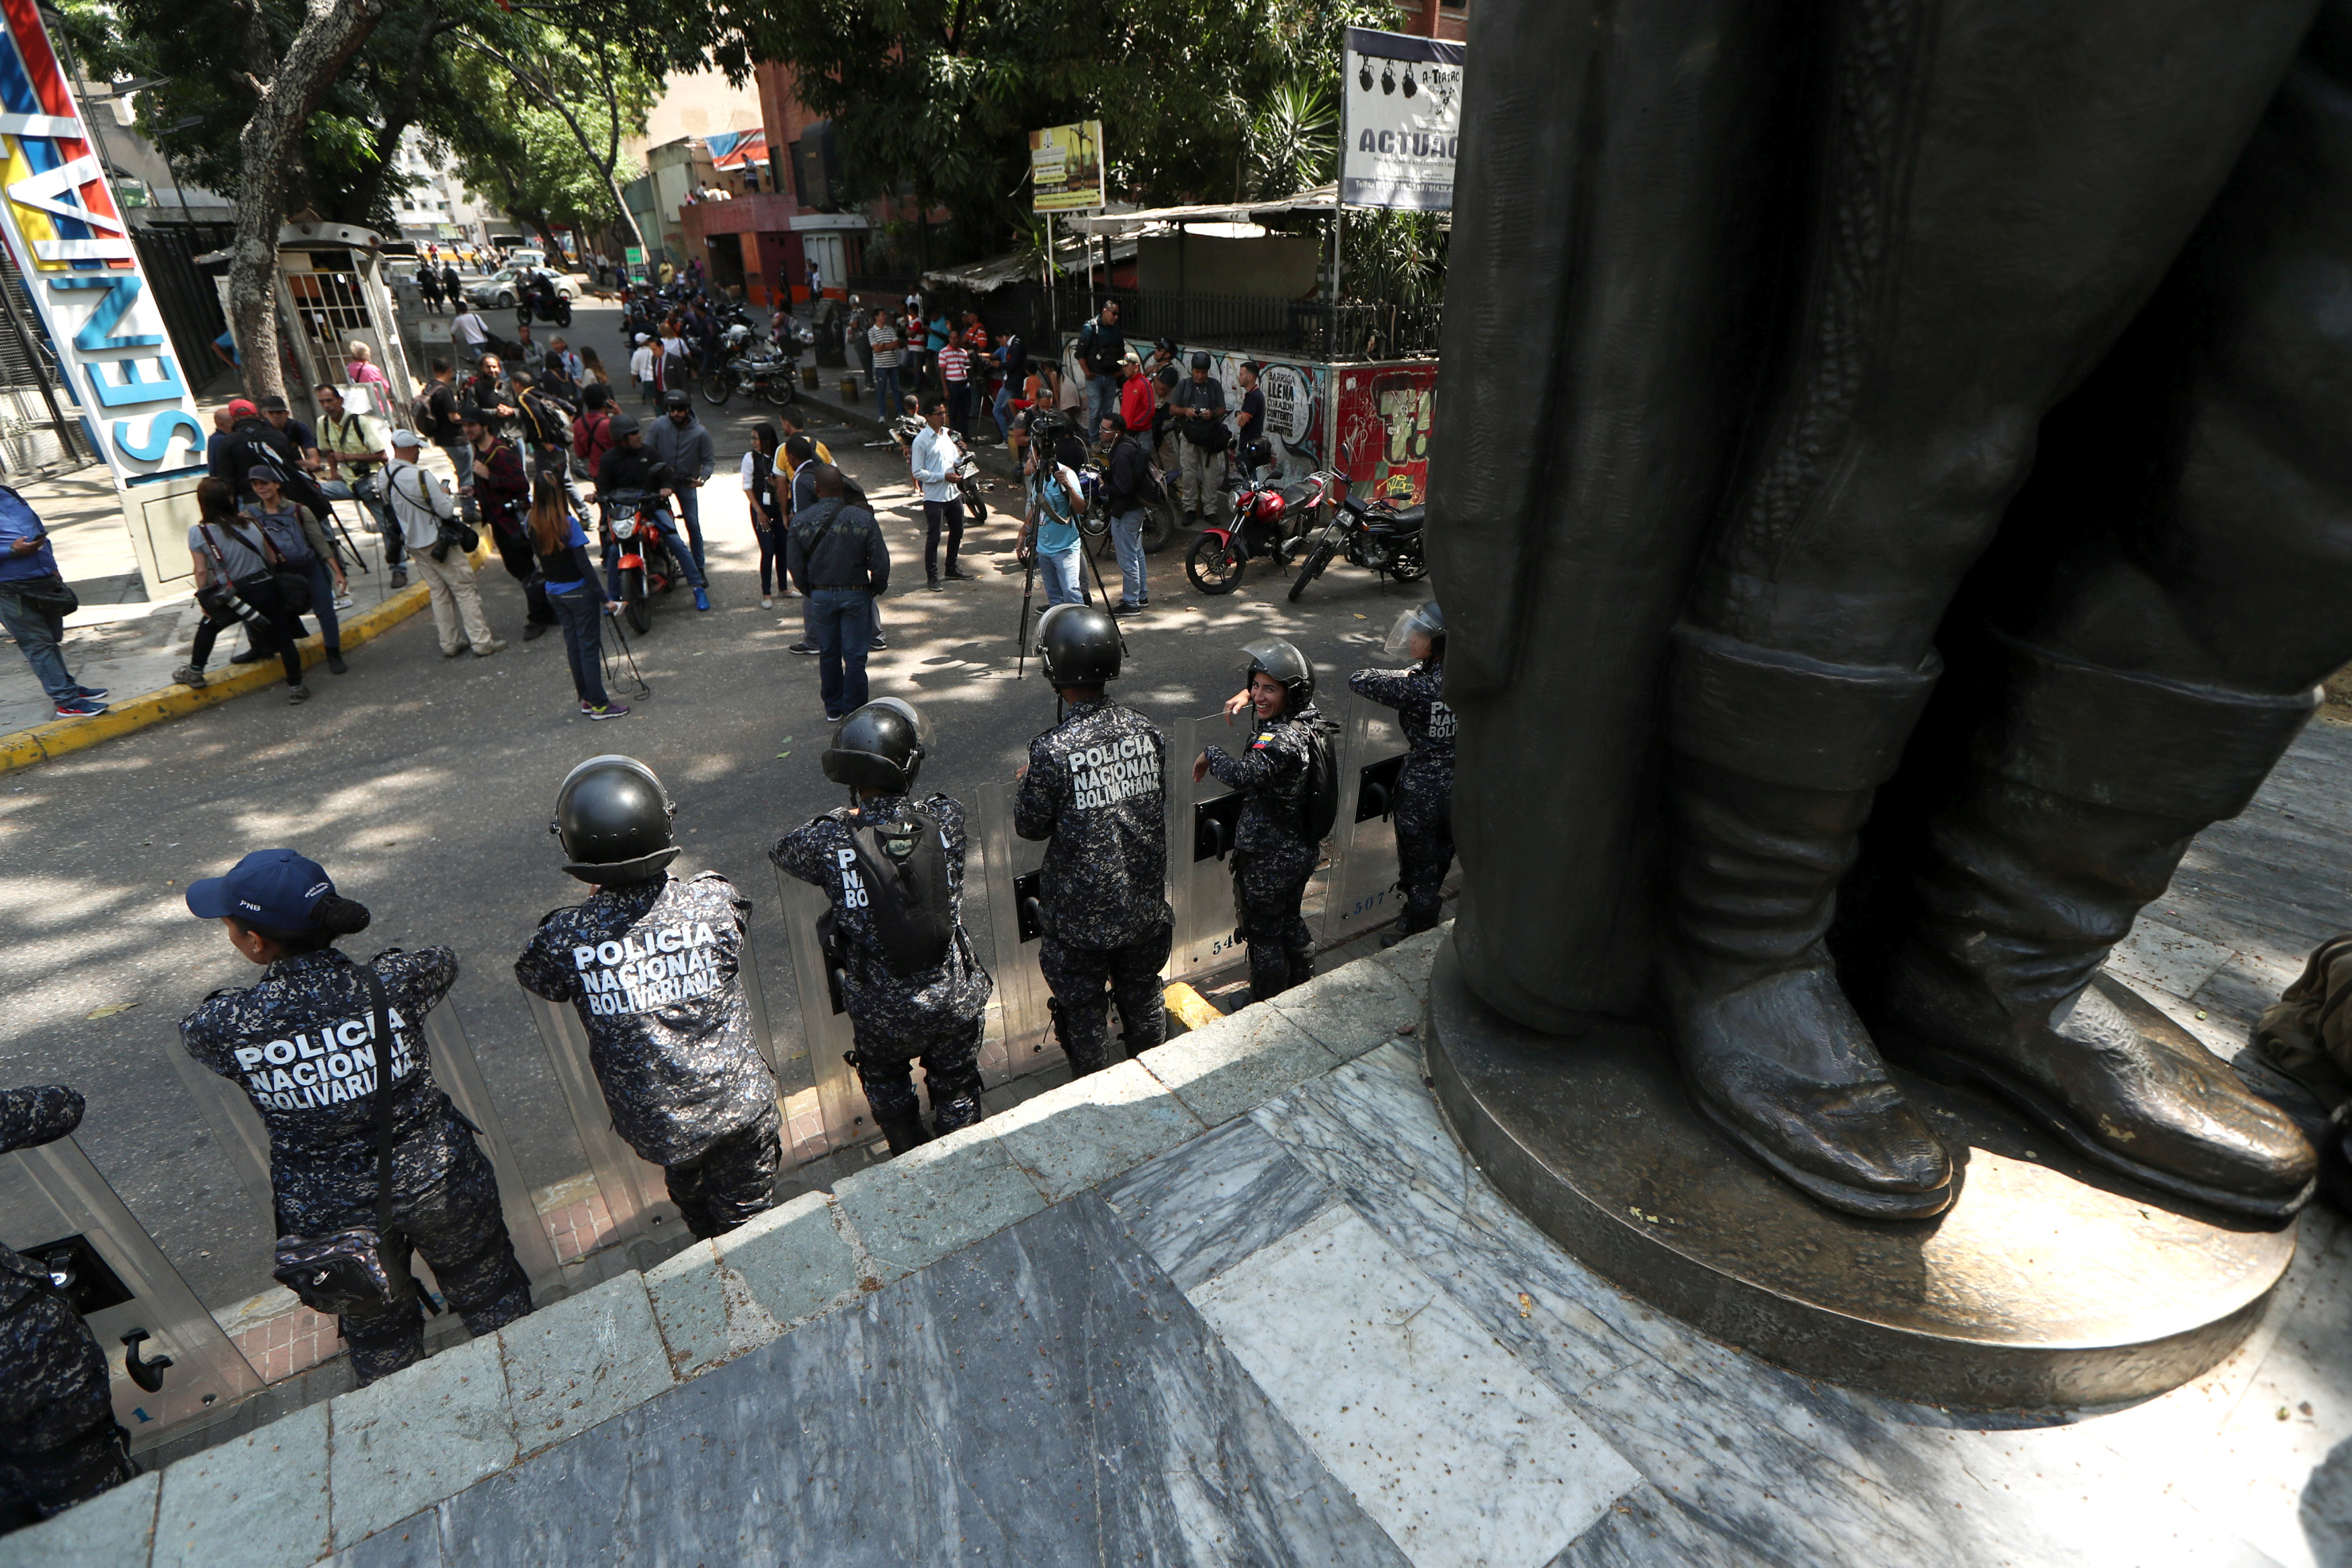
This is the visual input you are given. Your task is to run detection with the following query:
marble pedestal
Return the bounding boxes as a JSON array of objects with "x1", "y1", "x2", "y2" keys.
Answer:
[{"x1": 1424, "y1": 937, "x2": 2298, "y2": 1409}]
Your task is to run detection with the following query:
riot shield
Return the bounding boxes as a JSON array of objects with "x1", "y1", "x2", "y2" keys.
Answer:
[
  {"x1": 419, "y1": 1008, "x2": 563, "y2": 1297},
  {"x1": 521, "y1": 992, "x2": 682, "y2": 1260},
  {"x1": 0, "y1": 1137, "x2": 265, "y2": 1452},
  {"x1": 1167, "y1": 713, "x2": 1249, "y2": 984},
  {"x1": 1316, "y1": 691, "x2": 1411, "y2": 949},
  {"x1": 773, "y1": 867, "x2": 876, "y2": 1156},
  {"x1": 969, "y1": 781, "x2": 1063, "y2": 1084}
]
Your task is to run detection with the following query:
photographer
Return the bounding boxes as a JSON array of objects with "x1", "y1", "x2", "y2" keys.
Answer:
[
  {"x1": 1171, "y1": 351, "x2": 1228, "y2": 528},
  {"x1": 314, "y1": 384, "x2": 401, "y2": 591},
  {"x1": 382, "y1": 431, "x2": 505, "y2": 658},
  {"x1": 909, "y1": 397, "x2": 974, "y2": 589},
  {"x1": 179, "y1": 851, "x2": 534, "y2": 1385},
  {"x1": 174, "y1": 478, "x2": 309, "y2": 699}
]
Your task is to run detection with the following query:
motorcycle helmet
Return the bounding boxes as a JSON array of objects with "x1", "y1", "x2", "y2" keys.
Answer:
[
  {"x1": 1241, "y1": 637, "x2": 1315, "y2": 714},
  {"x1": 551, "y1": 755, "x2": 678, "y2": 884},
  {"x1": 661, "y1": 390, "x2": 691, "y2": 413},
  {"x1": 823, "y1": 698, "x2": 933, "y2": 795},
  {"x1": 1384, "y1": 601, "x2": 1445, "y2": 662},
  {"x1": 1036, "y1": 603, "x2": 1122, "y2": 686},
  {"x1": 606, "y1": 413, "x2": 641, "y2": 441}
]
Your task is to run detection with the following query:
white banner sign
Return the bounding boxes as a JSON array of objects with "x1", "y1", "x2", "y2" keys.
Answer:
[{"x1": 1340, "y1": 26, "x2": 1466, "y2": 212}]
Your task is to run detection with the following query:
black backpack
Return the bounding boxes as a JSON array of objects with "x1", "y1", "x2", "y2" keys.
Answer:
[
  {"x1": 1299, "y1": 718, "x2": 1341, "y2": 843},
  {"x1": 842, "y1": 810, "x2": 954, "y2": 977}
]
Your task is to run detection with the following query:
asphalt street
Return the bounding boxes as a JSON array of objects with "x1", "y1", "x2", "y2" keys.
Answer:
[{"x1": 0, "y1": 298, "x2": 1439, "y2": 1311}]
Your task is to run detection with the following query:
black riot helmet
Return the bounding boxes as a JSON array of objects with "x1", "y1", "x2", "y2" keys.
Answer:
[
  {"x1": 1036, "y1": 603, "x2": 1121, "y2": 687},
  {"x1": 550, "y1": 755, "x2": 678, "y2": 884},
  {"x1": 1241, "y1": 637, "x2": 1314, "y2": 713},
  {"x1": 661, "y1": 389, "x2": 691, "y2": 414},
  {"x1": 606, "y1": 413, "x2": 641, "y2": 442},
  {"x1": 823, "y1": 698, "x2": 933, "y2": 795}
]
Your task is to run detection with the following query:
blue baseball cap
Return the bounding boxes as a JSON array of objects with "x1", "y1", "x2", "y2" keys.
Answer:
[{"x1": 185, "y1": 849, "x2": 335, "y2": 930}]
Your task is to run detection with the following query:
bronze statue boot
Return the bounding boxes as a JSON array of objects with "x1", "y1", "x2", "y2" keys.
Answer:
[
  {"x1": 1663, "y1": 625, "x2": 1954, "y2": 1219},
  {"x1": 1879, "y1": 640, "x2": 2317, "y2": 1217}
]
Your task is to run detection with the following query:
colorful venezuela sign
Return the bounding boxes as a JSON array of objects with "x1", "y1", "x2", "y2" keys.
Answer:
[{"x1": 0, "y1": 0, "x2": 204, "y2": 482}]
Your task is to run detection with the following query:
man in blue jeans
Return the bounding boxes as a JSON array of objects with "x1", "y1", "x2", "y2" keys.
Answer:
[
  {"x1": 0, "y1": 488, "x2": 106, "y2": 718},
  {"x1": 786, "y1": 464, "x2": 889, "y2": 719}
]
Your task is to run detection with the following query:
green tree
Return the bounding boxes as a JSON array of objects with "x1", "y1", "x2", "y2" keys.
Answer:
[{"x1": 732, "y1": 0, "x2": 1393, "y2": 261}]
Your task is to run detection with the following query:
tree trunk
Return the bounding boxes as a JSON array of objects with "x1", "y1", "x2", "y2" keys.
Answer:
[{"x1": 229, "y1": 0, "x2": 394, "y2": 402}]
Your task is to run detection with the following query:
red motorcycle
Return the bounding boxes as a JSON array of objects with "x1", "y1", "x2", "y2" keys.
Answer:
[
  {"x1": 603, "y1": 489, "x2": 686, "y2": 633},
  {"x1": 1185, "y1": 470, "x2": 1330, "y2": 595}
]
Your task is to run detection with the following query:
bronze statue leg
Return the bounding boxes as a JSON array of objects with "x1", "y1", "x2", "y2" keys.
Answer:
[
  {"x1": 1661, "y1": 0, "x2": 2317, "y2": 1215},
  {"x1": 1873, "y1": 11, "x2": 2352, "y2": 1215}
]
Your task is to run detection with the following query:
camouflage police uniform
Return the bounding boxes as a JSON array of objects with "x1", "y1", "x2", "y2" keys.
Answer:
[
  {"x1": 0, "y1": 1086, "x2": 134, "y2": 1531},
  {"x1": 179, "y1": 948, "x2": 532, "y2": 1385},
  {"x1": 770, "y1": 793, "x2": 995, "y2": 1132},
  {"x1": 515, "y1": 872, "x2": 782, "y2": 1238},
  {"x1": 1348, "y1": 661, "x2": 1457, "y2": 933},
  {"x1": 1015, "y1": 698, "x2": 1172, "y2": 1075},
  {"x1": 1202, "y1": 703, "x2": 1327, "y2": 1000}
]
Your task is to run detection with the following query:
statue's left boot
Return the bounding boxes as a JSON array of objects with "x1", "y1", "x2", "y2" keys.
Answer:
[{"x1": 1879, "y1": 640, "x2": 2318, "y2": 1217}]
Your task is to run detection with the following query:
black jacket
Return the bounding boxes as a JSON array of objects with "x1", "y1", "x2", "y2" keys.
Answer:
[
  {"x1": 786, "y1": 496, "x2": 890, "y2": 595},
  {"x1": 1105, "y1": 434, "x2": 1152, "y2": 504}
]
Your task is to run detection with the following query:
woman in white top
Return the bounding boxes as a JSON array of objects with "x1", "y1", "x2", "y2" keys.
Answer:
[{"x1": 629, "y1": 335, "x2": 658, "y2": 404}]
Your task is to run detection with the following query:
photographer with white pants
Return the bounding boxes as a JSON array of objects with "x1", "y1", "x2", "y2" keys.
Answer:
[{"x1": 383, "y1": 430, "x2": 505, "y2": 659}]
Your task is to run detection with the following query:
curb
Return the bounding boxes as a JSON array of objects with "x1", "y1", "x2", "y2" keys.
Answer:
[{"x1": 0, "y1": 541, "x2": 490, "y2": 777}]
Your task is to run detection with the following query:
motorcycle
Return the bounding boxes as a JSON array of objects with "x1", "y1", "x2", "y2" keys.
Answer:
[
  {"x1": 895, "y1": 411, "x2": 991, "y2": 519},
  {"x1": 1187, "y1": 470, "x2": 1328, "y2": 595},
  {"x1": 603, "y1": 488, "x2": 685, "y2": 634},
  {"x1": 1286, "y1": 476, "x2": 1427, "y2": 601},
  {"x1": 700, "y1": 347, "x2": 798, "y2": 407},
  {"x1": 517, "y1": 280, "x2": 572, "y2": 328}
]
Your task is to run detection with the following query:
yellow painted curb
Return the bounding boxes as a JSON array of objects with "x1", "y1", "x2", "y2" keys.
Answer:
[
  {"x1": 0, "y1": 541, "x2": 491, "y2": 776},
  {"x1": 1163, "y1": 982, "x2": 1225, "y2": 1034}
]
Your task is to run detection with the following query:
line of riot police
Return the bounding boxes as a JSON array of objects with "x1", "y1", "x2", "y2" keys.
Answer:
[{"x1": 0, "y1": 599, "x2": 1453, "y2": 1528}]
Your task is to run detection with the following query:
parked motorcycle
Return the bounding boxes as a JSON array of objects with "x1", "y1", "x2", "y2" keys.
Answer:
[
  {"x1": 701, "y1": 348, "x2": 798, "y2": 408},
  {"x1": 1075, "y1": 463, "x2": 1175, "y2": 556},
  {"x1": 1286, "y1": 476, "x2": 1427, "y2": 601},
  {"x1": 603, "y1": 489, "x2": 686, "y2": 634},
  {"x1": 1186, "y1": 470, "x2": 1327, "y2": 595}
]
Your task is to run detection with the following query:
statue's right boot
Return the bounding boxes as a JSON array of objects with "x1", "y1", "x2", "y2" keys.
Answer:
[{"x1": 1663, "y1": 625, "x2": 1954, "y2": 1219}]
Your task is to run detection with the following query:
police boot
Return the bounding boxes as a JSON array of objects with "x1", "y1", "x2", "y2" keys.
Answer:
[
  {"x1": 1876, "y1": 640, "x2": 2316, "y2": 1217},
  {"x1": 1286, "y1": 947, "x2": 1315, "y2": 988},
  {"x1": 874, "y1": 1108, "x2": 932, "y2": 1156},
  {"x1": 1661, "y1": 624, "x2": 1954, "y2": 1219}
]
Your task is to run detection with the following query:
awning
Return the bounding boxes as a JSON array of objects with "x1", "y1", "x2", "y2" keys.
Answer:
[
  {"x1": 1080, "y1": 186, "x2": 1337, "y2": 238},
  {"x1": 921, "y1": 233, "x2": 1138, "y2": 292}
]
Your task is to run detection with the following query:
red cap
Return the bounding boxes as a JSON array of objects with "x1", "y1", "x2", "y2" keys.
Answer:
[{"x1": 226, "y1": 398, "x2": 257, "y2": 419}]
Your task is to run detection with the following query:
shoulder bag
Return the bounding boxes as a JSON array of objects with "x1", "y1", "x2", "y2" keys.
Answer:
[{"x1": 271, "y1": 964, "x2": 423, "y2": 1317}]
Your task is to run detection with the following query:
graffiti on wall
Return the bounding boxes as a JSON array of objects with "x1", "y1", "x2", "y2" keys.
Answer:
[{"x1": 1334, "y1": 361, "x2": 1437, "y2": 504}]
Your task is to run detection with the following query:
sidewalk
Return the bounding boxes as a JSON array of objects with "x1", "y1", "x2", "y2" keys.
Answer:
[{"x1": 0, "y1": 448, "x2": 475, "y2": 761}]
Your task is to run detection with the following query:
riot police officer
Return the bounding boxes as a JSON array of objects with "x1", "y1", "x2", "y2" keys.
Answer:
[
  {"x1": 0, "y1": 1086, "x2": 134, "y2": 1530},
  {"x1": 1349, "y1": 601, "x2": 1455, "y2": 947},
  {"x1": 1195, "y1": 638, "x2": 1330, "y2": 1002},
  {"x1": 771, "y1": 700, "x2": 994, "y2": 1153},
  {"x1": 179, "y1": 851, "x2": 532, "y2": 1385},
  {"x1": 1015, "y1": 605, "x2": 1171, "y2": 1077},
  {"x1": 515, "y1": 757, "x2": 782, "y2": 1238}
]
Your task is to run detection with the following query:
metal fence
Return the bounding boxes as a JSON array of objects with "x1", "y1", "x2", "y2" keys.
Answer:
[{"x1": 132, "y1": 222, "x2": 236, "y2": 396}]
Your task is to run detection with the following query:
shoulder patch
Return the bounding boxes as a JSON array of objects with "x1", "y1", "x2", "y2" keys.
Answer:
[{"x1": 1253, "y1": 732, "x2": 1275, "y2": 749}]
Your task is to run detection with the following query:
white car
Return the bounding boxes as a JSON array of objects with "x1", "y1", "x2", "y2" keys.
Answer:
[{"x1": 464, "y1": 267, "x2": 576, "y2": 309}]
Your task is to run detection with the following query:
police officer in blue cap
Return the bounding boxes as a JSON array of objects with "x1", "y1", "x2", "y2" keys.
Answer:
[{"x1": 178, "y1": 851, "x2": 532, "y2": 1385}]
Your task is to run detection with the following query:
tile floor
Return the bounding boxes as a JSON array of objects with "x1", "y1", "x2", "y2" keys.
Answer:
[{"x1": 325, "y1": 1025, "x2": 2352, "y2": 1567}]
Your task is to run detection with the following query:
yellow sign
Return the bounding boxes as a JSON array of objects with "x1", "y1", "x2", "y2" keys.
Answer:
[{"x1": 1030, "y1": 121, "x2": 1105, "y2": 212}]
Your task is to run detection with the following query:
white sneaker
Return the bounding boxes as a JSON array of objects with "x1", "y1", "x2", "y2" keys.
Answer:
[
  {"x1": 333, "y1": 591, "x2": 355, "y2": 611},
  {"x1": 761, "y1": 595, "x2": 773, "y2": 609}
]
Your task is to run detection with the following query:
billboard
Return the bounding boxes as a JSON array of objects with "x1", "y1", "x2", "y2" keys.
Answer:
[
  {"x1": 0, "y1": 0, "x2": 204, "y2": 481},
  {"x1": 1340, "y1": 27, "x2": 1465, "y2": 212},
  {"x1": 1030, "y1": 121, "x2": 1105, "y2": 212}
]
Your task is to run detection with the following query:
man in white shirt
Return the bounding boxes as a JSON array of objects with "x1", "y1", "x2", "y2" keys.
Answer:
[
  {"x1": 909, "y1": 396, "x2": 974, "y2": 589},
  {"x1": 630, "y1": 334, "x2": 658, "y2": 404},
  {"x1": 452, "y1": 306, "x2": 491, "y2": 365},
  {"x1": 383, "y1": 429, "x2": 505, "y2": 658}
]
